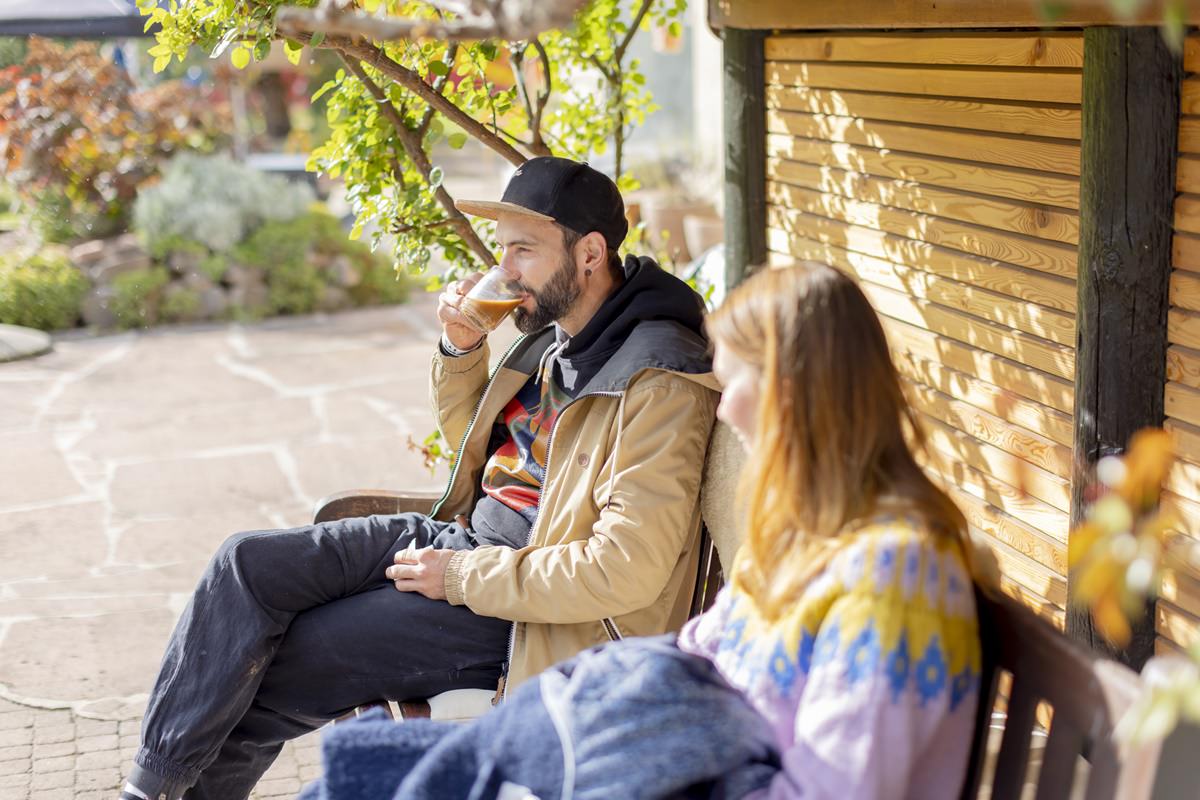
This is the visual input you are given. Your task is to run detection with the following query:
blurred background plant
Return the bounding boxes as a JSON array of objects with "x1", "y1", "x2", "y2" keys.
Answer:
[
  {"x1": 134, "y1": 152, "x2": 315, "y2": 255},
  {"x1": 0, "y1": 37, "x2": 231, "y2": 243},
  {"x1": 1068, "y1": 429, "x2": 1200, "y2": 745},
  {"x1": 0, "y1": 247, "x2": 89, "y2": 330}
]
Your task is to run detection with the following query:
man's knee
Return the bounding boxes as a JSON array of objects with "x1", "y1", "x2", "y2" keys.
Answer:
[{"x1": 208, "y1": 528, "x2": 283, "y2": 585}]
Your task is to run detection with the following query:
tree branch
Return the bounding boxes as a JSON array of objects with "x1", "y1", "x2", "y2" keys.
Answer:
[
  {"x1": 390, "y1": 217, "x2": 462, "y2": 235},
  {"x1": 339, "y1": 54, "x2": 497, "y2": 269},
  {"x1": 337, "y1": 38, "x2": 526, "y2": 166},
  {"x1": 614, "y1": 0, "x2": 653, "y2": 66},
  {"x1": 291, "y1": 30, "x2": 527, "y2": 167},
  {"x1": 529, "y1": 36, "x2": 553, "y2": 156},
  {"x1": 276, "y1": 0, "x2": 587, "y2": 44},
  {"x1": 417, "y1": 41, "x2": 459, "y2": 140}
]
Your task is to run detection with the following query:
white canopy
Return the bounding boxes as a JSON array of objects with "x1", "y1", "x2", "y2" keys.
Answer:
[{"x1": 0, "y1": 0, "x2": 159, "y2": 37}]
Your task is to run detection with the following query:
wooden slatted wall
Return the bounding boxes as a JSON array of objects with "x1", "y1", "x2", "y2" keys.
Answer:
[
  {"x1": 1160, "y1": 36, "x2": 1200, "y2": 655},
  {"x1": 762, "y1": 32, "x2": 1082, "y2": 626}
]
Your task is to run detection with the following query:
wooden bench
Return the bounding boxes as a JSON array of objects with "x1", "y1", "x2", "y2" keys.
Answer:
[{"x1": 311, "y1": 422, "x2": 1165, "y2": 797}]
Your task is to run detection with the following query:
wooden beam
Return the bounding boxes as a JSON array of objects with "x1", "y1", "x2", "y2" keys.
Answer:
[
  {"x1": 710, "y1": 0, "x2": 1200, "y2": 30},
  {"x1": 1068, "y1": 27, "x2": 1182, "y2": 671},
  {"x1": 723, "y1": 28, "x2": 766, "y2": 289}
]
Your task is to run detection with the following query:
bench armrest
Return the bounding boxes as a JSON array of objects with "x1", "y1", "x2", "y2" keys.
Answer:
[{"x1": 312, "y1": 489, "x2": 442, "y2": 524}]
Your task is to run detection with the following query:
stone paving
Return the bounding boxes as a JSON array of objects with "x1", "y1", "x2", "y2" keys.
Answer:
[{"x1": 0, "y1": 293, "x2": 498, "y2": 798}]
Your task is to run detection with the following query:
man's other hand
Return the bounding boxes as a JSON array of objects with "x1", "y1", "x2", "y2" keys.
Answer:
[
  {"x1": 388, "y1": 547, "x2": 455, "y2": 600},
  {"x1": 437, "y1": 273, "x2": 487, "y2": 352}
]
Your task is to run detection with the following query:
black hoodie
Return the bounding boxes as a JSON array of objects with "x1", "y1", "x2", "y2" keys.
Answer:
[{"x1": 549, "y1": 254, "x2": 709, "y2": 394}]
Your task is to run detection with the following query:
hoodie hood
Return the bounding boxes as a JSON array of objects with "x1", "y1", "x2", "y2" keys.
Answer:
[{"x1": 549, "y1": 255, "x2": 712, "y2": 395}]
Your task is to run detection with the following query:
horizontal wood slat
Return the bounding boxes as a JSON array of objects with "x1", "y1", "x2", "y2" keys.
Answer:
[
  {"x1": 940, "y1": 482, "x2": 1068, "y2": 574},
  {"x1": 766, "y1": 135, "x2": 1082, "y2": 210},
  {"x1": 765, "y1": 62, "x2": 1082, "y2": 104},
  {"x1": 1156, "y1": 635, "x2": 1185, "y2": 656},
  {"x1": 851, "y1": 278, "x2": 1076, "y2": 380},
  {"x1": 1165, "y1": 490, "x2": 1200, "y2": 538},
  {"x1": 1166, "y1": 345, "x2": 1200, "y2": 391},
  {"x1": 720, "y1": 4, "x2": 1199, "y2": 31},
  {"x1": 1174, "y1": 232, "x2": 1200, "y2": 272},
  {"x1": 1162, "y1": 567, "x2": 1200, "y2": 620},
  {"x1": 768, "y1": 229, "x2": 1077, "y2": 344},
  {"x1": 1166, "y1": 419, "x2": 1200, "y2": 466},
  {"x1": 765, "y1": 33, "x2": 1084, "y2": 68},
  {"x1": 920, "y1": 412, "x2": 1072, "y2": 512},
  {"x1": 1170, "y1": 270, "x2": 1200, "y2": 312},
  {"x1": 1183, "y1": 78, "x2": 1200, "y2": 115},
  {"x1": 1157, "y1": 600, "x2": 1200, "y2": 648},
  {"x1": 767, "y1": 160, "x2": 1079, "y2": 243},
  {"x1": 767, "y1": 199, "x2": 1077, "y2": 279},
  {"x1": 928, "y1": 447, "x2": 1070, "y2": 540},
  {"x1": 905, "y1": 379, "x2": 1072, "y2": 476},
  {"x1": 882, "y1": 316, "x2": 1075, "y2": 414},
  {"x1": 978, "y1": 528, "x2": 1068, "y2": 606},
  {"x1": 1175, "y1": 193, "x2": 1200, "y2": 236},
  {"x1": 1168, "y1": 307, "x2": 1200, "y2": 350},
  {"x1": 1168, "y1": 458, "x2": 1200, "y2": 506},
  {"x1": 894, "y1": 349, "x2": 1073, "y2": 446},
  {"x1": 767, "y1": 110, "x2": 1082, "y2": 175},
  {"x1": 763, "y1": 204, "x2": 1077, "y2": 309},
  {"x1": 1180, "y1": 118, "x2": 1200, "y2": 156},
  {"x1": 765, "y1": 86, "x2": 1081, "y2": 140},
  {"x1": 1166, "y1": 381, "x2": 1200, "y2": 429},
  {"x1": 1176, "y1": 154, "x2": 1200, "y2": 194}
]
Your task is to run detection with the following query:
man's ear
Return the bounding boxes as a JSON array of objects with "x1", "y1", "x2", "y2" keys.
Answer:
[{"x1": 580, "y1": 231, "x2": 606, "y2": 273}]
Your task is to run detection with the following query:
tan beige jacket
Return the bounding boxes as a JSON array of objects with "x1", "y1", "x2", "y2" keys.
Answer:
[{"x1": 429, "y1": 323, "x2": 720, "y2": 691}]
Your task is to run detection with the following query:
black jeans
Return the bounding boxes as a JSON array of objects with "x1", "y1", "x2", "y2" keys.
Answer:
[{"x1": 131, "y1": 512, "x2": 511, "y2": 800}]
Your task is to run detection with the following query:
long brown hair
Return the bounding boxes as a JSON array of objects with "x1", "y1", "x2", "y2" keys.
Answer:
[{"x1": 706, "y1": 262, "x2": 970, "y2": 619}]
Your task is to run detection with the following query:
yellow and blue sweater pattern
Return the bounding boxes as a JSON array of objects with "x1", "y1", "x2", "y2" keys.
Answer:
[{"x1": 691, "y1": 516, "x2": 982, "y2": 744}]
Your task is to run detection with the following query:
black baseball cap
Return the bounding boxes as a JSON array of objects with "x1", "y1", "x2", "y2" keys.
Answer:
[{"x1": 456, "y1": 157, "x2": 628, "y2": 250}]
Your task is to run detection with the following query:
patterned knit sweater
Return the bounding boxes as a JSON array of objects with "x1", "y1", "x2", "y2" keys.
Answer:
[{"x1": 677, "y1": 515, "x2": 981, "y2": 800}]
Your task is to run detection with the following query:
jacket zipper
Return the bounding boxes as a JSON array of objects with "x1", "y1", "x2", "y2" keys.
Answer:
[
  {"x1": 502, "y1": 387, "x2": 623, "y2": 699},
  {"x1": 429, "y1": 334, "x2": 529, "y2": 520}
]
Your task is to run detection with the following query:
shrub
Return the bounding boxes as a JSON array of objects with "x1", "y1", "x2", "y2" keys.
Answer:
[
  {"x1": 160, "y1": 286, "x2": 202, "y2": 323},
  {"x1": 0, "y1": 248, "x2": 88, "y2": 330},
  {"x1": 110, "y1": 267, "x2": 171, "y2": 329},
  {"x1": 351, "y1": 252, "x2": 410, "y2": 306},
  {"x1": 0, "y1": 38, "x2": 229, "y2": 240},
  {"x1": 267, "y1": 259, "x2": 324, "y2": 316},
  {"x1": 134, "y1": 153, "x2": 314, "y2": 255}
]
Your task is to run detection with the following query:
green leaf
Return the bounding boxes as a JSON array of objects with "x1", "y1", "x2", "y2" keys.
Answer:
[
  {"x1": 230, "y1": 46, "x2": 250, "y2": 70},
  {"x1": 284, "y1": 38, "x2": 303, "y2": 66},
  {"x1": 311, "y1": 79, "x2": 338, "y2": 103},
  {"x1": 310, "y1": 31, "x2": 325, "y2": 48},
  {"x1": 254, "y1": 39, "x2": 270, "y2": 62},
  {"x1": 428, "y1": 166, "x2": 444, "y2": 188},
  {"x1": 480, "y1": 42, "x2": 498, "y2": 61},
  {"x1": 153, "y1": 54, "x2": 172, "y2": 73},
  {"x1": 447, "y1": 132, "x2": 468, "y2": 149},
  {"x1": 429, "y1": 60, "x2": 449, "y2": 76}
]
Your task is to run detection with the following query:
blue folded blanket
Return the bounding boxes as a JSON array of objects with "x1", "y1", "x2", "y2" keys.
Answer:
[{"x1": 299, "y1": 636, "x2": 780, "y2": 800}]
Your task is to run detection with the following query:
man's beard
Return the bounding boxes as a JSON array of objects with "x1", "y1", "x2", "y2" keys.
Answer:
[{"x1": 513, "y1": 254, "x2": 581, "y2": 334}]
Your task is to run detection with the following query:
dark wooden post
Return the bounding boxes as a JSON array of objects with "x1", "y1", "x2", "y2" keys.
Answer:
[
  {"x1": 722, "y1": 27, "x2": 766, "y2": 291},
  {"x1": 1069, "y1": 27, "x2": 1181, "y2": 670}
]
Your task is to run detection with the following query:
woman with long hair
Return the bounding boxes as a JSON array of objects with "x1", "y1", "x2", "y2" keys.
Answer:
[{"x1": 300, "y1": 262, "x2": 983, "y2": 800}]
